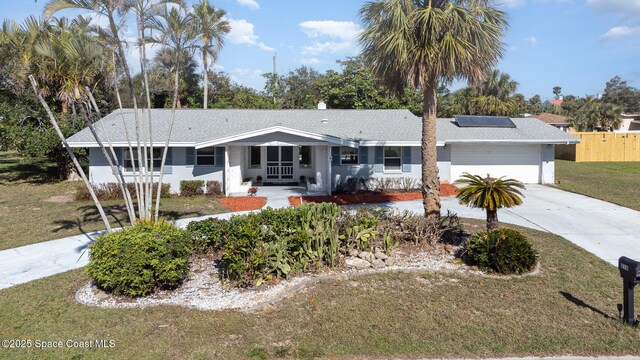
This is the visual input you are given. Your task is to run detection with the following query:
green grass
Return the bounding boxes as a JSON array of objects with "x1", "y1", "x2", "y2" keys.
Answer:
[
  {"x1": 0, "y1": 220, "x2": 638, "y2": 359},
  {"x1": 0, "y1": 152, "x2": 228, "y2": 250},
  {"x1": 555, "y1": 160, "x2": 640, "y2": 211}
]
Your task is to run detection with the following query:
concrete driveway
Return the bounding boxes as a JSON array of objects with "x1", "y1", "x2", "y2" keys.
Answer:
[{"x1": 393, "y1": 184, "x2": 640, "y2": 266}]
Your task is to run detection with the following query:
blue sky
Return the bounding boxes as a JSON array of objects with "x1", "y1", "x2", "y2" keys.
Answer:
[{"x1": 3, "y1": 0, "x2": 640, "y2": 101}]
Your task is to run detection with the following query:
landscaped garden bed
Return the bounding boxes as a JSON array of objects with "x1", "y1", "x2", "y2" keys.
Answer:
[
  {"x1": 288, "y1": 183, "x2": 458, "y2": 206},
  {"x1": 78, "y1": 195, "x2": 543, "y2": 312},
  {"x1": 219, "y1": 196, "x2": 266, "y2": 212},
  {"x1": 77, "y1": 247, "x2": 468, "y2": 311}
]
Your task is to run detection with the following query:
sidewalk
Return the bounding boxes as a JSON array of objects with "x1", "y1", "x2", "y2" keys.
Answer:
[{"x1": 0, "y1": 210, "x2": 251, "y2": 290}]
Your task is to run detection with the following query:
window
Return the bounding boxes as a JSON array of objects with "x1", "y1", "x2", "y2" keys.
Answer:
[
  {"x1": 340, "y1": 147, "x2": 358, "y2": 165},
  {"x1": 197, "y1": 147, "x2": 216, "y2": 166},
  {"x1": 384, "y1": 146, "x2": 402, "y2": 171},
  {"x1": 249, "y1": 146, "x2": 261, "y2": 168},
  {"x1": 124, "y1": 148, "x2": 162, "y2": 172},
  {"x1": 299, "y1": 146, "x2": 311, "y2": 167}
]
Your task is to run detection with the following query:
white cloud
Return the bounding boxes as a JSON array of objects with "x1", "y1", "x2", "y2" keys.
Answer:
[
  {"x1": 237, "y1": 0, "x2": 260, "y2": 10},
  {"x1": 299, "y1": 20, "x2": 361, "y2": 42},
  {"x1": 587, "y1": 0, "x2": 640, "y2": 13},
  {"x1": 499, "y1": 0, "x2": 526, "y2": 8},
  {"x1": 300, "y1": 58, "x2": 321, "y2": 65},
  {"x1": 298, "y1": 20, "x2": 361, "y2": 57},
  {"x1": 301, "y1": 41, "x2": 355, "y2": 56},
  {"x1": 229, "y1": 68, "x2": 265, "y2": 90},
  {"x1": 523, "y1": 36, "x2": 538, "y2": 47},
  {"x1": 227, "y1": 18, "x2": 274, "y2": 52},
  {"x1": 499, "y1": 0, "x2": 573, "y2": 8},
  {"x1": 125, "y1": 37, "x2": 159, "y2": 72},
  {"x1": 600, "y1": 26, "x2": 640, "y2": 41}
]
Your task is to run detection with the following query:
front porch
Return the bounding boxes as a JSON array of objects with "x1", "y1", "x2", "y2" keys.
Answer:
[
  {"x1": 229, "y1": 184, "x2": 329, "y2": 208},
  {"x1": 224, "y1": 142, "x2": 332, "y2": 195}
]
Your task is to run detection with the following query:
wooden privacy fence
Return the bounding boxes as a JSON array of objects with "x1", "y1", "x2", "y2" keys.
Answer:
[{"x1": 556, "y1": 132, "x2": 640, "y2": 162}]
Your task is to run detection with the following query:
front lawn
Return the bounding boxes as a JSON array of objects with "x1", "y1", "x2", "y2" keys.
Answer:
[
  {"x1": 554, "y1": 160, "x2": 640, "y2": 211},
  {"x1": 0, "y1": 152, "x2": 228, "y2": 250},
  {"x1": 0, "y1": 219, "x2": 638, "y2": 359}
]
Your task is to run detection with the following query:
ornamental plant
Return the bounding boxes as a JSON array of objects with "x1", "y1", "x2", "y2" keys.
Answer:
[{"x1": 455, "y1": 173, "x2": 525, "y2": 232}]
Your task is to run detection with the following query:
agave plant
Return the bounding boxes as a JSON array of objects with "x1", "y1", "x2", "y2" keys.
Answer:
[{"x1": 455, "y1": 173, "x2": 525, "y2": 232}]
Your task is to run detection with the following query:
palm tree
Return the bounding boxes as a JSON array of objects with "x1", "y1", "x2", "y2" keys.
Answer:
[
  {"x1": 359, "y1": 0, "x2": 508, "y2": 220},
  {"x1": 192, "y1": 0, "x2": 229, "y2": 109},
  {"x1": 568, "y1": 99, "x2": 622, "y2": 132},
  {"x1": 147, "y1": 5, "x2": 198, "y2": 221},
  {"x1": 455, "y1": 173, "x2": 525, "y2": 231}
]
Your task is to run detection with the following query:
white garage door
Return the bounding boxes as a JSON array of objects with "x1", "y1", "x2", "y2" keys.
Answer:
[{"x1": 451, "y1": 144, "x2": 541, "y2": 183}]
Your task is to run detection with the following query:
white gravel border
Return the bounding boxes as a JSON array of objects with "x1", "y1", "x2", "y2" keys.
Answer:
[{"x1": 75, "y1": 249, "x2": 539, "y2": 312}]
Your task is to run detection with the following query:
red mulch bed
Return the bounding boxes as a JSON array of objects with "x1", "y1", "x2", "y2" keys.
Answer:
[
  {"x1": 289, "y1": 183, "x2": 458, "y2": 207},
  {"x1": 220, "y1": 196, "x2": 266, "y2": 212}
]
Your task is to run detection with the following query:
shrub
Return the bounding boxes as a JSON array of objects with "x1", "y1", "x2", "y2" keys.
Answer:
[
  {"x1": 186, "y1": 217, "x2": 229, "y2": 252},
  {"x1": 180, "y1": 180, "x2": 205, "y2": 196},
  {"x1": 464, "y1": 228, "x2": 539, "y2": 275},
  {"x1": 375, "y1": 177, "x2": 399, "y2": 193},
  {"x1": 87, "y1": 220, "x2": 192, "y2": 296},
  {"x1": 206, "y1": 180, "x2": 223, "y2": 198},
  {"x1": 399, "y1": 177, "x2": 420, "y2": 192},
  {"x1": 75, "y1": 182, "x2": 170, "y2": 201},
  {"x1": 186, "y1": 203, "x2": 461, "y2": 287},
  {"x1": 187, "y1": 204, "x2": 346, "y2": 287}
]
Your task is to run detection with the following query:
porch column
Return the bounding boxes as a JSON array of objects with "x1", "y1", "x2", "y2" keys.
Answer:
[
  {"x1": 224, "y1": 145, "x2": 229, "y2": 196},
  {"x1": 327, "y1": 145, "x2": 332, "y2": 195}
]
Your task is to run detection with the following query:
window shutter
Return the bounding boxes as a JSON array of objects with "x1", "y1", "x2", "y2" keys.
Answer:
[
  {"x1": 215, "y1": 147, "x2": 225, "y2": 167},
  {"x1": 113, "y1": 147, "x2": 123, "y2": 174},
  {"x1": 402, "y1": 147, "x2": 411, "y2": 173},
  {"x1": 359, "y1": 146, "x2": 368, "y2": 165},
  {"x1": 331, "y1": 146, "x2": 341, "y2": 166},
  {"x1": 163, "y1": 148, "x2": 173, "y2": 174},
  {"x1": 374, "y1": 146, "x2": 384, "y2": 173},
  {"x1": 186, "y1": 147, "x2": 195, "y2": 167}
]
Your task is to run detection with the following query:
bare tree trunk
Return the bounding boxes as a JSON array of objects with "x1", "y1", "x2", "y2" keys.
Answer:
[
  {"x1": 137, "y1": 13, "x2": 154, "y2": 220},
  {"x1": 203, "y1": 52, "x2": 208, "y2": 109},
  {"x1": 29, "y1": 76, "x2": 112, "y2": 232},
  {"x1": 421, "y1": 83, "x2": 441, "y2": 220},
  {"x1": 486, "y1": 209, "x2": 499, "y2": 232},
  {"x1": 107, "y1": 12, "x2": 146, "y2": 220},
  {"x1": 111, "y1": 52, "x2": 141, "y2": 213},
  {"x1": 154, "y1": 65, "x2": 181, "y2": 221},
  {"x1": 85, "y1": 87, "x2": 136, "y2": 225}
]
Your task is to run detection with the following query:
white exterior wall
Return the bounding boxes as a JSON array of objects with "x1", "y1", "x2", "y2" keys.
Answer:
[
  {"x1": 88, "y1": 142, "x2": 556, "y2": 195},
  {"x1": 329, "y1": 146, "x2": 452, "y2": 191},
  {"x1": 540, "y1": 144, "x2": 555, "y2": 184},
  {"x1": 450, "y1": 144, "x2": 542, "y2": 184},
  {"x1": 313, "y1": 146, "x2": 329, "y2": 192},
  {"x1": 226, "y1": 145, "x2": 244, "y2": 193},
  {"x1": 88, "y1": 147, "x2": 224, "y2": 195}
]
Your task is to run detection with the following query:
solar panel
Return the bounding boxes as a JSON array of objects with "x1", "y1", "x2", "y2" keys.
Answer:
[{"x1": 454, "y1": 115, "x2": 516, "y2": 128}]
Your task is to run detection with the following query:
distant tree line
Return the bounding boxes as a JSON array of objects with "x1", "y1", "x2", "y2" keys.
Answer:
[{"x1": 2, "y1": 4, "x2": 640, "y2": 176}]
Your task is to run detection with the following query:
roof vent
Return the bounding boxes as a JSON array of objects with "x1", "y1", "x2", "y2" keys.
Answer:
[{"x1": 321, "y1": 119, "x2": 328, "y2": 124}]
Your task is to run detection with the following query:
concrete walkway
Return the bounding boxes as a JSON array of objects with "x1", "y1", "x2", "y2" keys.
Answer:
[
  {"x1": 0, "y1": 184, "x2": 637, "y2": 290},
  {"x1": 0, "y1": 211, "x2": 251, "y2": 290}
]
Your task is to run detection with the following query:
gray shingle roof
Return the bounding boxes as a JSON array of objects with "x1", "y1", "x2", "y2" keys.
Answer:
[{"x1": 66, "y1": 109, "x2": 579, "y2": 146}]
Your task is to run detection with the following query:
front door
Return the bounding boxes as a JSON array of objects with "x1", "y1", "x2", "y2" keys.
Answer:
[{"x1": 266, "y1": 146, "x2": 294, "y2": 180}]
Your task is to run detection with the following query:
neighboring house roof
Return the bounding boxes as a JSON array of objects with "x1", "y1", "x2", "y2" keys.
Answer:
[
  {"x1": 66, "y1": 109, "x2": 580, "y2": 147},
  {"x1": 531, "y1": 113, "x2": 570, "y2": 126},
  {"x1": 544, "y1": 99, "x2": 563, "y2": 106}
]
